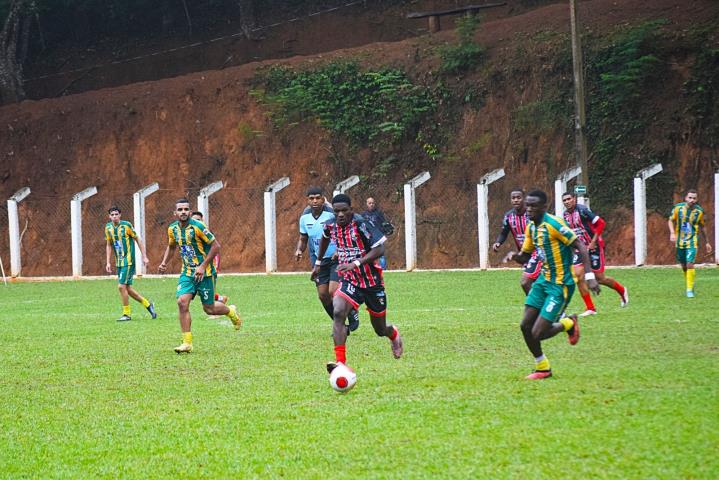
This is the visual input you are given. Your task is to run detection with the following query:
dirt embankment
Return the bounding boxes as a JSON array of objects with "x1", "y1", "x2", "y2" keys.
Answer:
[{"x1": 0, "y1": 0, "x2": 717, "y2": 276}]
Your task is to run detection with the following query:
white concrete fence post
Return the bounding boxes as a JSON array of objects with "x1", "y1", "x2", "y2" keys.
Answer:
[
  {"x1": 71, "y1": 186, "x2": 98, "y2": 278},
  {"x1": 633, "y1": 163, "x2": 663, "y2": 266},
  {"x1": 477, "y1": 168, "x2": 505, "y2": 270},
  {"x1": 554, "y1": 165, "x2": 582, "y2": 216},
  {"x1": 264, "y1": 177, "x2": 290, "y2": 273},
  {"x1": 404, "y1": 171, "x2": 431, "y2": 271},
  {"x1": 7, "y1": 187, "x2": 31, "y2": 277},
  {"x1": 333, "y1": 175, "x2": 360, "y2": 197},
  {"x1": 714, "y1": 171, "x2": 719, "y2": 264},
  {"x1": 197, "y1": 181, "x2": 224, "y2": 227},
  {"x1": 133, "y1": 183, "x2": 159, "y2": 276}
]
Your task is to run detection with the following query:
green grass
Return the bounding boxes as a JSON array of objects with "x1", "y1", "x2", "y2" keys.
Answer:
[{"x1": 1, "y1": 268, "x2": 717, "y2": 478}]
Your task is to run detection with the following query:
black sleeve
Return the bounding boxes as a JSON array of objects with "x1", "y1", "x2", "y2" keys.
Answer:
[{"x1": 495, "y1": 216, "x2": 510, "y2": 245}]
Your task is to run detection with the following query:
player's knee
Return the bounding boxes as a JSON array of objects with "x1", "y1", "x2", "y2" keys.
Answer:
[
  {"x1": 318, "y1": 291, "x2": 332, "y2": 305},
  {"x1": 202, "y1": 304, "x2": 215, "y2": 314},
  {"x1": 117, "y1": 284, "x2": 127, "y2": 292},
  {"x1": 177, "y1": 297, "x2": 190, "y2": 311}
]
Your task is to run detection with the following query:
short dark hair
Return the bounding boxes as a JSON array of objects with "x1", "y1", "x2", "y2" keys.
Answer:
[
  {"x1": 686, "y1": 189, "x2": 698, "y2": 195},
  {"x1": 191, "y1": 211, "x2": 203, "y2": 219},
  {"x1": 332, "y1": 193, "x2": 352, "y2": 206},
  {"x1": 527, "y1": 189, "x2": 548, "y2": 205},
  {"x1": 108, "y1": 206, "x2": 121, "y2": 214},
  {"x1": 510, "y1": 189, "x2": 524, "y2": 196},
  {"x1": 562, "y1": 191, "x2": 576, "y2": 199},
  {"x1": 306, "y1": 186, "x2": 323, "y2": 196},
  {"x1": 176, "y1": 197, "x2": 191, "y2": 206}
]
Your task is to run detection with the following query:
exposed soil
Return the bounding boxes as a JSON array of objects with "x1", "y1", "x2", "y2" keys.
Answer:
[{"x1": 0, "y1": 0, "x2": 717, "y2": 276}]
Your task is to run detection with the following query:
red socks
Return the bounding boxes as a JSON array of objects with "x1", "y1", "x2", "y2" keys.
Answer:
[
  {"x1": 334, "y1": 345, "x2": 346, "y2": 364},
  {"x1": 388, "y1": 326, "x2": 398, "y2": 341},
  {"x1": 611, "y1": 280, "x2": 626, "y2": 296},
  {"x1": 581, "y1": 292, "x2": 595, "y2": 311}
]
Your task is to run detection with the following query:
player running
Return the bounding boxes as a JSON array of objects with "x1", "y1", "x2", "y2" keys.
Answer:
[
  {"x1": 668, "y1": 189, "x2": 713, "y2": 297},
  {"x1": 562, "y1": 192, "x2": 628, "y2": 316},
  {"x1": 104, "y1": 206, "x2": 157, "y2": 322},
  {"x1": 295, "y1": 187, "x2": 360, "y2": 334},
  {"x1": 158, "y1": 198, "x2": 241, "y2": 353},
  {"x1": 492, "y1": 189, "x2": 542, "y2": 294},
  {"x1": 312, "y1": 194, "x2": 403, "y2": 379},
  {"x1": 508, "y1": 190, "x2": 600, "y2": 380},
  {"x1": 191, "y1": 211, "x2": 228, "y2": 305}
]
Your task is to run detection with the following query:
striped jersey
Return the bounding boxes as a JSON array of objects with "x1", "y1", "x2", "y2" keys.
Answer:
[
  {"x1": 323, "y1": 214, "x2": 387, "y2": 288},
  {"x1": 167, "y1": 218, "x2": 217, "y2": 277},
  {"x1": 521, "y1": 213, "x2": 578, "y2": 285},
  {"x1": 299, "y1": 209, "x2": 337, "y2": 265},
  {"x1": 105, "y1": 220, "x2": 137, "y2": 267},
  {"x1": 563, "y1": 204, "x2": 602, "y2": 247},
  {"x1": 497, "y1": 208, "x2": 531, "y2": 250},
  {"x1": 670, "y1": 203, "x2": 705, "y2": 249}
]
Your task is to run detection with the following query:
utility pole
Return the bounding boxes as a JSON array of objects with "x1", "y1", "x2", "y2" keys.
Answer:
[{"x1": 569, "y1": 0, "x2": 589, "y2": 191}]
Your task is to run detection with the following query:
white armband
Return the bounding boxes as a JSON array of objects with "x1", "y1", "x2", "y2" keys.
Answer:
[
  {"x1": 353, "y1": 260, "x2": 361, "y2": 268},
  {"x1": 584, "y1": 272, "x2": 596, "y2": 281},
  {"x1": 314, "y1": 260, "x2": 322, "y2": 266}
]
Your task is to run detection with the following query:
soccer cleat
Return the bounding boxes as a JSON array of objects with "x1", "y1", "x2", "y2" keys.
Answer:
[
  {"x1": 147, "y1": 302, "x2": 158, "y2": 319},
  {"x1": 326, "y1": 361, "x2": 339, "y2": 374},
  {"x1": 390, "y1": 327, "x2": 403, "y2": 359},
  {"x1": 117, "y1": 314, "x2": 131, "y2": 322},
  {"x1": 348, "y1": 309, "x2": 360, "y2": 332},
  {"x1": 217, "y1": 294, "x2": 229, "y2": 304},
  {"x1": 566, "y1": 314, "x2": 580, "y2": 346},
  {"x1": 578, "y1": 309, "x2": 597, "y2": 317},
  {"x1": 526, "y1": 370, "x2": 552, "y2": 380},
  {"x1": 174, "y1": 343, "x2": 193, "y2": 354},
  {"x1": 686, "y1": 290, "x2": 695, "y2": 298},
  {"x1": 228, "y1": 304, "x2": 242, "y2": 330},
  {"x1": 620, "y1": 287, "x2": 629, "y2": 307}
]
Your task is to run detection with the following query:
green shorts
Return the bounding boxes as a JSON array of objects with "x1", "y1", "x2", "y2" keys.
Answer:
[
  {"x1": 676, "y1": 247, "x2": 697, "y2": 265},
  {"x1": 525, "y1": 278, "x2": 575, "y2": 322},
  {"x1": 117, "y1": 265, "x2": 135, "y2": 285},
  {"x1": 176, "y1": 274, "x2": 216, "y2": 305}
]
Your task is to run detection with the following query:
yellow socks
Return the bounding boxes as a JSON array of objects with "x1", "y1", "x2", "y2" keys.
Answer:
[
  {"x1": 686, "y1": 268, "x2": 695, "y2": 291},
  {"x1": 122, "y1": 305, "x2": 131, "y2": 316},
  {"x1": 560, "y1": 317, "x2": 574, "y2": 332},
  {"x1": 140, "y1": 297, "x2": 150, "y2": 308},
  {"x1": 535, "y1": 355, "x2": 550, "y2": 371},
  {"x1": 182, "y1": 332, "x2": 193, "y2": 345}
]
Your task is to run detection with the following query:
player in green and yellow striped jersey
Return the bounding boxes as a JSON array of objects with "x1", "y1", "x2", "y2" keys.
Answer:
[
  {"x1": 158, "y1": 198, "x2": 241, "y2": 353},
  {"x1": 104, "y1": 206, "x2": 157, "y2": 322},
  {"x1": 508, "y1": 190, "x2": 600, "y2": 380},
  {"x1": 668, "y1": 189, "x2": 713, "y2": 298}
]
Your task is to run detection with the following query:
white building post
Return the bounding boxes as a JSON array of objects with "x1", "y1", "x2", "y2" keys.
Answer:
[
  {"x1": 404, "y1": 171, "x2": 431, "y2": 271},
  {"x1": 714, "y1": 171, "x2": 718, "y2": 264},
  {"x1": 71, "y1": 186, "x2": 98, "y2": 278},
  {"x1": 633, "y1": 163, "x2": 663, "y2": 266},
  {"x1": 333, "y1": 175, "x2": 360, "y2": 197},
  {"x1": 7, "y1": 187, "x2": 30, "y2": 277},
  {"x1": 133, "y1": 182, "x2": 159, "y2": 275},
  {"x1": 477, "y1": 169, "x2": 505, "y2": 270},
  {"x1": 264, "y1": 177, "x2": 290, "y2": 273},
  {"x1": 196, "y1": 181, "x2": 224, "y2": 226},
  {"x1": 554, "y1": 165, "x2": 582, "y2": 216}
]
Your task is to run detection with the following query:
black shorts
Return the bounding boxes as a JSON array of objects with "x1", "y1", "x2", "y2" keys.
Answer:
[
  {"x1": 523, "y1": 251, "x2": 542, "y2": 279},
  {"x1": 313, "y1": 257, "x2": 340, "y2": 286},
  {"x1": 572, "y1": 247, "x2": 605, "y2": 273},
  {"x1": 335, "y1": 282, "x2": 387, "y2": 316}
]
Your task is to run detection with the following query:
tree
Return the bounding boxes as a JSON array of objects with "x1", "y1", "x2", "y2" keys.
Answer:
[{"x1": 0, "y1": 0, "x2": 35, "y2": 105}]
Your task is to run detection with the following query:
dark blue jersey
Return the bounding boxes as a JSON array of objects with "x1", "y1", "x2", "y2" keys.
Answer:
[{"x1": 323, "y1": 214, "x2": 386, "y2": 288}]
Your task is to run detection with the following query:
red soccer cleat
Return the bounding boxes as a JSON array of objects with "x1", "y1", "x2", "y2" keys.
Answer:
[
  {"x1": 526, "y1": 370, "x2": 552, "y2": 380},
  {"x1": 567, "y1": 314, "x2": 580, "y2": 346}
]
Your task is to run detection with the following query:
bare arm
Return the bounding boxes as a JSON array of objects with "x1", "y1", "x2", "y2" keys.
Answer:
[
  {"x1": 158, "y1": 245, "x2": 175, "y2": 273},
  {"x1": 295, "y1": 233, "x2": 309, "y2": 261},
  {"x1": 572, "y1": 239, "x2": 600, "y2": 294},
  {"x1": 700, "y1": 225, "x2": 713, "y2": 254},
  {"x1": 310, "y1": 235, "x2": 331, "y2": 281},
  {"x1": 105, "y1": 241, "x2": 113, "y2": 273},
  {"x1": 668, "y1": 218, "x2": 676, "y2": 243},
  {"x1": 195, "y1": 240, "x2": 221, "y2": 282},
  {"x1": 133, "y1": 236, "x2": 150, "y2": 267},
  {"x1": 336, "y1": 244, "x2": 385, "y2": 274}
]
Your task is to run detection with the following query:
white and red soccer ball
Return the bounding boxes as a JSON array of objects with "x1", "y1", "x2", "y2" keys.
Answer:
[{"x1": 329, "y1": 363, "x2": 357, "y2": 393}]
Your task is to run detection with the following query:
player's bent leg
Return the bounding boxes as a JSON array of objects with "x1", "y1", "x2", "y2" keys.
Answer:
[
  {"x1": 316, "y1": 283, "x2": 334, "y2": 320},
  {"x1": 175, "y1": 294, "x2": 194, "y2": 353}
]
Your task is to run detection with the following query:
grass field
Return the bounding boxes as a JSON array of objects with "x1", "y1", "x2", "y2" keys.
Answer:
[{"x1": 1, "y1": 268, "x2": 717, "y2": 478}]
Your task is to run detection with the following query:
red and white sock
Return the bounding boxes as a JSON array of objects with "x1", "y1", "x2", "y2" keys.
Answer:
[{"x1": 334, "y1": 345, "x2": 346, "y2": 364}]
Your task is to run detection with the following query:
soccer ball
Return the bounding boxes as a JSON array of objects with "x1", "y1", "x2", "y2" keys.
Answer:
[{"x1": 329, "y1": 363, "x2": 357, "y2": 393}]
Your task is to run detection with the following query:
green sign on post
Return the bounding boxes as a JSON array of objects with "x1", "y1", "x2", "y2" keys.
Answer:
[{"x1": 574, "y1": 184, "x2": 587, "y2": 195}]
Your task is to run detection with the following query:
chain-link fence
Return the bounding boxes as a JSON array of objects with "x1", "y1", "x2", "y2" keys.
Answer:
[{"x1": 1, "y1": 177, "x2": 715, "y2": 277}]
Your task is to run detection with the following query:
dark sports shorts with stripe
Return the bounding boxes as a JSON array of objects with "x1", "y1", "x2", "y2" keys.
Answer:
[
  {"x1": 313, "y1": 256, "x2": 340, "y2": 286},
  {"x1": 572, "y1": 246, "x2": 605, "y2": 273},
  {"x1": 335, "y1": 281, "x2": 387, "y2": 316}
]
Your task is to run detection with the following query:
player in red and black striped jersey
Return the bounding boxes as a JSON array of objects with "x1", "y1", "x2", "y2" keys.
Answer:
[
  {"x1": 492, "y1": 189, "x2": 542, "y2": 294},
  {"x1": 562, "y1": 192, "x2": 629, "y2": 316},
  {"x1": 312, "y1": 194, "x2": 403, "y2": 379}
]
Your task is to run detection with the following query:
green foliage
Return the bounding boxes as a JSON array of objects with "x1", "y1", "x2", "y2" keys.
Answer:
[
  {"x1": 683, "y1": 43, "x2": 719, "y2": 148},
  {"x1": 1, "y1": 270, "x2": 718, "y2": 477},
  {"x1": 439, "y1": 15, "x2": 485, "y2": 74},
  {"x1": 253, "y1": 61, "x2": 436, "y2": 149},
  {"x1": 512, "y1": 99, "x2": 567, "y2": 135}
]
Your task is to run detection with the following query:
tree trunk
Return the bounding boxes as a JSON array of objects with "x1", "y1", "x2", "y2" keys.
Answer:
[{"x1": 0, "y1": 0, "x2": 33, "y2": 105}]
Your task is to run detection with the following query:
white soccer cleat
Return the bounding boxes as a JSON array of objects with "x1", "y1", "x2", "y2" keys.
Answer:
[
  {"x1": 620, "y1": 287, "x2": 629, "y2": 307},
  {"x1": 578, "y1": 309, "x2": 597, "y2": 318},
  {"x1": 174, "y1": 343, "x2": 193, "y2": 354}
]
